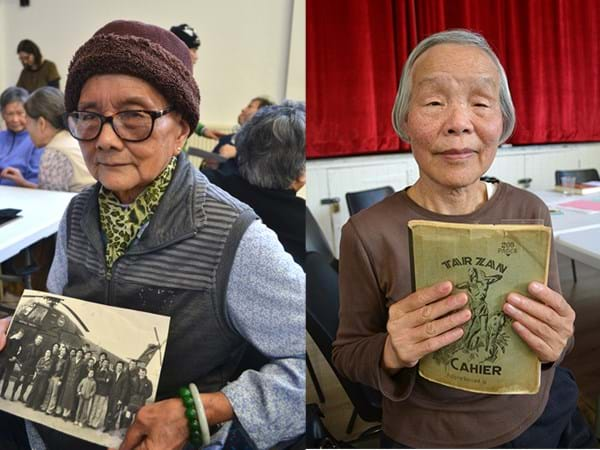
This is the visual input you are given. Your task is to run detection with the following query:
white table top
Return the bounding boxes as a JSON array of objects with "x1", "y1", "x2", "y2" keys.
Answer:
[
  {"x1": 555, "y1": 228, "x2": 600, "y2": 271},
  {"x1": 0, "y1": 186, "x2": 76, "y2": 262},
  {"x1": 531, "y1": 189, "x2": 600, "y2": 236}
]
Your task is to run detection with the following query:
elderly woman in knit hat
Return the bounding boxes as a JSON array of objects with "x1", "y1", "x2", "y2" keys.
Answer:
[{"x1": 0, "y1": 20, "x2": 304, "y2": 450}]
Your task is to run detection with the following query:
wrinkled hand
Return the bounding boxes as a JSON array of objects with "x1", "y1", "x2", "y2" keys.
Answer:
[
  {"x1": 115, "y1": 398, "x2": 188, "y2": 450},
  {"x1": 0, "y1": 167, "x2": 26, "y2": 185},
  {"x1": 218, "y1": 144, "x2": 237, "y2": 159},
  {"x1": 202, "y1": 128, "x2": 226, "y2": 140},
  {"x1": 383, "y1": 281, "x2": 471, "y2": 371},
  {"x1": 503, "y1": 281, "x2": 574, "y2": 363},
  {"x1": 0, "y1": 316, "x2": 11, "y2": 351}
]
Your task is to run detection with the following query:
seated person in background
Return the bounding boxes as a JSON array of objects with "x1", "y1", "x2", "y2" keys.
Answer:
[
  {"x1": 203, "y1": 96, "x2": 274, "y2": 174},
  {"x1": 333, "y1": 29, "x2": 596, "y2": 448},
  {"x1": 204, "y1": 101, "x2": 306, "y2": 268},
  {"x1": 16, "y1": 39, "x2": 61, "y2": 92},
  {"x1": 0, "y1": 86, "x2": 43, "y2": 186},
  {"x1": 170, "y1": 23, "x2": 224, "y2": 142},
  {"x1": 2, "y1": 86, "x2": 95, "y2": 192}
]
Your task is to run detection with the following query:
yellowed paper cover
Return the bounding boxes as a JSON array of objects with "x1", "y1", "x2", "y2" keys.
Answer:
[{"x1": 409, "y1": 220, "x2": 551, "y2": 395}]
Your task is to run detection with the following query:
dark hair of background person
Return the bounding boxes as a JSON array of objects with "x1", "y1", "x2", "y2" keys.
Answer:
[
  {"x1": 24, "y1": 86, "x2": 66, "y2": 130},
  {"x1": 236, "y1": 100, "x2": 305, "y2": 190},
  {"x1": 17, "y1": 39, "x2": 42, "y2": 66},
  {"x1": 0, "y1": 86, "x2": 29, "y2": 111},
  {"x1": 169, "y1": 24, "x2": 201, "y2": 49},
  {"x1": 252, "y1": 96, "x2": 275, "y2": 110}
]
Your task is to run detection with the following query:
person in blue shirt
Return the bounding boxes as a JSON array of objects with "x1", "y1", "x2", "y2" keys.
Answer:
[{"x1": 0, "y1": 87, "x2": 43, "y2": 186}]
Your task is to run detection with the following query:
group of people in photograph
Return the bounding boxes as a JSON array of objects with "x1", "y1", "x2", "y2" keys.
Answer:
[{"x1": 0, "y1": 329, "x2": 152, "y2": 434}]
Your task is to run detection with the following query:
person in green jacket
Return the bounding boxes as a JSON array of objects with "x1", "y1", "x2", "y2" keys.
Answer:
[{"x1": 170, "y1": 23, "x2": 224, "y2": 146}]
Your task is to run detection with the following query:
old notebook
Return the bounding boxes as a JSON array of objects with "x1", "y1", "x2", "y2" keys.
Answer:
[{"x1": 408, "y1": 220, "x2": 552, "y2": 395}]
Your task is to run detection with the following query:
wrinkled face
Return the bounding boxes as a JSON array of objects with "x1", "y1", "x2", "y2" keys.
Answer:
[
  {"x1": 238, "y1": 99, "x2": 262, "y2": 125},
  {"x1": 18, "y1": 51, "x2": 35, "y2": 67},
  {"x1": 2, "y1": 102, "x2": 27, "y2": 133},
  {"x1": 403, "y1": 44, "x2": 503, "y2": 189},
  {"x1": 77, "y1": 74, "x2": 189, "y2": 204}
]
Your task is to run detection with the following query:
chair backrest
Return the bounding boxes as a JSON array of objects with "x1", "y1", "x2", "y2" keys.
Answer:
[
  {"x1": 306, "y1": 208, "x2": 335, "y2": 263},
  {"x1": 306, "y1": 251, "x2": 382, "y2": 423},
  {"x1": 555, "y1": 168, "x2": 600, "y2": 185},
  {"x1": 345, "y1": 186, "x2": 394, "y2": 216}
]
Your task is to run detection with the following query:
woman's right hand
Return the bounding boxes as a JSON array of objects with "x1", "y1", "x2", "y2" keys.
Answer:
[
  {"x1": 0, "y1": 316, "x2": 11, "y2": 351},
  {"x1": 382, "y1": 281, "x2": 471, "y2": 372}
]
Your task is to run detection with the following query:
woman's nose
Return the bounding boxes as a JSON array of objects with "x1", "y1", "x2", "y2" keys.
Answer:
[
  {"x1": 444, "y1": 104, "x2": 473, "y2": 135},
  {"x1": 95, "y1": 121, "x2": 122, "y2": 150}
]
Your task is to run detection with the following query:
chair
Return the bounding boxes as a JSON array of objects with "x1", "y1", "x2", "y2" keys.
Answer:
[
  {"x1": 554, "y1": 168, "x2": 599, "y2": 186},
  {"x1": 345, "y1": 186, "x2": 394, "y2": 216},
  {"x1": 554, "y1": 169, "x2": 600, "y2": 282},
  {"x1": 306, "y1": 207, "x2": 337, "y2": 268},
  {"x1": 305, "y1": 208, "x2": 337, "y2": 403},
  {"x1": 306, "y1": 207, "x2": 334, "y2": 260},
  {"x1": 306, "y1": 251, "x2": 382, "y2": 438}
]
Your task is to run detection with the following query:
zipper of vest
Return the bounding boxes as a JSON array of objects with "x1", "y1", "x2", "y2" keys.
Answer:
[
  {"x1": 103, "y1": 230, "x2": 196, "y2": 301},
  {"x1": 124, "y1": 231, "x2": 197, "y2": 257}
]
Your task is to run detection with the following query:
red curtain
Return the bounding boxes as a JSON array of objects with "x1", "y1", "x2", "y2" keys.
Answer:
[
  {"x1": 307, "y1": 0, "x2": 600, "y2": 159},
  {"x1": 307, "y1": 0, "x2": 414, "y2": 158}
]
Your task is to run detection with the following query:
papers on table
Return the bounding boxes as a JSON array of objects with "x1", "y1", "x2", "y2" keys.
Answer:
[{"x1": 558, "y1": 197, "x2": 600, "y2": 214}]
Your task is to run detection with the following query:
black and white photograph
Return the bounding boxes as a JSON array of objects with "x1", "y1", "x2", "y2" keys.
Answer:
[{"x1": 0, "y1": 289, "x2": 170, "y2": 448}]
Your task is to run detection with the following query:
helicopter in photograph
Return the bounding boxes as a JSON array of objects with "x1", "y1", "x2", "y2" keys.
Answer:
[{"x1": 11, "y1": 294, "x2": 165, "y2": 368}]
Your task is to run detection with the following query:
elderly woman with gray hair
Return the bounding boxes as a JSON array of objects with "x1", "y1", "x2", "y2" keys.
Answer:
[
  {"x1": 333, "y1": 29, "x2": 595, "y2": 448},
  {"x1": 0, "y1": 86, "x2": 43, "y2": 186},
  {"x1": 0, "y1": 19, "x2": 304, "y2": 450},
  {"x1": 2, "y1": 86, "x2": 95, "y2": 191},
  {"x1": 205, "y1": 100, "x2": 306, "y2": 267}
]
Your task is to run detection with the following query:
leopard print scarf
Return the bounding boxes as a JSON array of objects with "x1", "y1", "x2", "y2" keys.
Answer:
[{"x1": 98, "y1": 157, "x2": 177, "y2": 271}]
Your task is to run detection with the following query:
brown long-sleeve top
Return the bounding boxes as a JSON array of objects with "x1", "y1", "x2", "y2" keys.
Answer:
[{"x1": 332, "y1": 183, "x2": 571, "y2": 448}]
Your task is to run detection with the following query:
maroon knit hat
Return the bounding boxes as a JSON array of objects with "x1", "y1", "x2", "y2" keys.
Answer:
[{"x1": 64, "y1": 20, "x2": 199, "y2": 133}]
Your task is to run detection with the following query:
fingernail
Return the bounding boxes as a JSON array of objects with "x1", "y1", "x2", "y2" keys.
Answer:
[
  {"x1": 439, "y1": 281, "x2": 452, "y2": 293},
  {"x1": 530, "y1": 282, "x2": 543, "y2": 293},
  {"x1": 452, "y1": 293, "x2": 466, "y2": 306},
  {"x1": 504, "y1": 303, "x2": 518, "y2": 314},
  {"x1": 507, "y1": 293, "x2": 521, "y2": 304}
]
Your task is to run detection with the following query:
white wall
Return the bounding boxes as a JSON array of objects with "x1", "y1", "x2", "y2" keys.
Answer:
[
  {"x1": 0, "y1": 1, "x2": 6, "y2": 94},
  {"x1": 307, "y1": 143, "x2": 600, "y2": 255},
  {"x1": 286, "y1": 0, "x2": 306, "y2": 100},
  {"x1": 0, "y1": 0, "x2": 304, "y2": 127}
]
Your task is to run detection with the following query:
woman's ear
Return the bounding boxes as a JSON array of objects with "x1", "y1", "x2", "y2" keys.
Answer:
[
  {"x1": 175, "y1": 116, "x2": 191, "y2": 149},
  {"x1": 37, "y1": 116, "x2": 46, "y2": 133},
  {"x1": 290, "y1": 172, "x2": 306, "y2": 191}
]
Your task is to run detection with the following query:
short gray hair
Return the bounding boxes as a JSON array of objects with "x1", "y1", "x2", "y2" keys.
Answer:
[
  {"x1": 392, "y1": 29, "x2": 515, "y2": 144},
  {"x1": 0, "y1": 86, "x2": 29, "y2": 111},
  {"x1": 24, "y1": 86, "x2": 66, "y2": 130},
  {"x1": 237, "y1": 100, "x2": 305, "y2": 190}
]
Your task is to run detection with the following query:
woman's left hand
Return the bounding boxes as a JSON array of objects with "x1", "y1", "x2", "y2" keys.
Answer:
[
  {"x1": 503, "y1": 281, "x2": 575, "y2": 363},
  {"x1": 115, "y1": 398, "x2": 188, "y2": 450},
  {"x1": 0, "y1": 167, "x2": 26, "y2": 185}
]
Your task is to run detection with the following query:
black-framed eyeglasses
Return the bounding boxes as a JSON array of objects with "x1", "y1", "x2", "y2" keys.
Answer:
[{"x1": 64, "y1": 107, "x2": 174, "y2": 142}]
